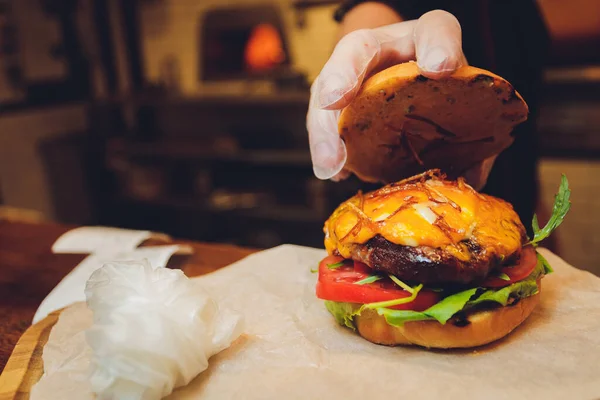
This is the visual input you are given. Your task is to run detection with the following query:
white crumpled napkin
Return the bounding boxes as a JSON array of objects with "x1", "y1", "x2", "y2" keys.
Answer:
[
  {"x1": 32, "y1": 259, "x2": 244, "y2": 400},
  {"x1": 84, "y1": 260, "x2": 243, "y2": 400}
]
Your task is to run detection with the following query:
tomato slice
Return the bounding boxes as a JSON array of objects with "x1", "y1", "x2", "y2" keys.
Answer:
[
  {"x1": 353, "y1": 260, "x2": 372, "y2": 275},
  {"x1": 481, "y1": 246, "x2": 538, "y2": 288},
  {"x1": 315, "y1": 255, "x2": 440, "y2": 311}
]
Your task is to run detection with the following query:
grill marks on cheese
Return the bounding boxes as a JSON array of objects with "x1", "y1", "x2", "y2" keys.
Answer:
[{"x1": 324, "y1": 172, "x2": 524, "y2": 263}]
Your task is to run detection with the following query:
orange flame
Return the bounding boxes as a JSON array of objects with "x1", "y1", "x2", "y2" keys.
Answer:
[{"x1": 244, "y1": 23, "x2": 285, "y2": 72}]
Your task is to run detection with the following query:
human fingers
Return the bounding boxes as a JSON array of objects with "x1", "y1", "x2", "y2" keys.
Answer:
[
  {"x1": 308, "y1": 11, "x2": 466, "y2": 180},
  {"x1": 414, "y1": 9, "x2": 467, "y2": 79},
  {"x1": 314, "y1": 21, "x2": 418, "y2": 111},
  {"x1": 307, "y1": 78, "x2": 347, "y2": 180},
  {"x1": 308, "y1": 22, "x2": 417, "y2": 179}
]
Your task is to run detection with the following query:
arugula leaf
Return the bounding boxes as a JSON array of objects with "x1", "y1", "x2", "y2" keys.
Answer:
[
  {"x1": 354, "y1": 275, "x2": 382, "y2": 285},
  {"x1": 497, "y1": 272, "x2": 511, "y2": 281},
  {"x1": 327, "y1": 261, "x2": 345, "y2": 269},
  {"x1": 532, "y1": 214, "x2": 540, "y2": 234},
  {"x1": 310, "y1": 267, "x2": 318, "y2": 273},
  {"x1": 361, "y1": 284, "x2": 423, "y2": 310},
  {"x1": 529, "y1": 174, "x2": 571, "y2": 246},
  {"x1": 388, "y1": 274, "x2": 415, "y2": 293}
]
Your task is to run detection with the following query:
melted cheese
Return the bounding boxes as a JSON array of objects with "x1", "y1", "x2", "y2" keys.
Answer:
[{"x1": 324, "y1": 174, "x2": 524, "y2": 261}]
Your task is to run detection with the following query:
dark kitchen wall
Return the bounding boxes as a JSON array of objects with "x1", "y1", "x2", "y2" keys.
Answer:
[
  {"x1": 2, "y1": 0, "x2": 600, "y2": 271},
  {"x1": 137, "y1": 0, "x2": 339, "y2": 95},
  {"x1": 135, "y1": 0, "x2": 600, "y2": 95}
]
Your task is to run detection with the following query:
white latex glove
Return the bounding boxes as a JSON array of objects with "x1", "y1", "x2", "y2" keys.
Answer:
[{"x1": 307, "y1": 10, "x2": 494, "y2": 190}]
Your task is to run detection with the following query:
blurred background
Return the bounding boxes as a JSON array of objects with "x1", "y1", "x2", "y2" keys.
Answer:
[{"x1": 0, "y1": 0, "x2": 599, "y2": 273}]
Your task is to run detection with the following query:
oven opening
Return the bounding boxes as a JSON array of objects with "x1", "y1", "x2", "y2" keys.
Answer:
[{"x1": 200, "y1": 4, "x2": 292, "y2": 82}]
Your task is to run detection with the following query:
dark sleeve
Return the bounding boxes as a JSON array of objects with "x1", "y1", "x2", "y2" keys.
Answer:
[{"x1": 334, "y1": 0, "x2": 439, "y2": 22}]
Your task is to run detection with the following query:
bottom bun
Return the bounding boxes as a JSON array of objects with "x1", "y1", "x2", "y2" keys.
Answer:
[{"x1": 354, "y1": 287, "x2": 541, "y2": 349}]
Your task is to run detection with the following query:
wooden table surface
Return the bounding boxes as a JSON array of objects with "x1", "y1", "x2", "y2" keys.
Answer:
[{"x1": 0, "y1": 220, "x2": 258, "y2": 373}]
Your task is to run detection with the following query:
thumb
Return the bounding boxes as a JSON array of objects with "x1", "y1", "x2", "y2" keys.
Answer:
[{"x1": 414, "y1": 10, "x2": 467, "y2": 78}]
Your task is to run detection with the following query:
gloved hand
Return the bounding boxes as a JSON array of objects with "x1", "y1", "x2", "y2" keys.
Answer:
[{"x1": 307, "y1": 10, "x2": 494, "y2": 190}]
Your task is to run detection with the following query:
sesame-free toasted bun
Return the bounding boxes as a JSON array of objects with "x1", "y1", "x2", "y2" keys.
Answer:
[
  {"x1": 354, "y1": 285, "x2": 540, "y2": 349},
  {"x1": 338, "y1": 62, "x2": 529, "y2": 183}
]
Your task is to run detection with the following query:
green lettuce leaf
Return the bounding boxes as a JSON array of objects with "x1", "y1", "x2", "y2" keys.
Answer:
[
  {"x1": 325, "y1": 300, "x2": 359, "y2": 330},
  {"x1": 513, "y1": 255, "x2": 545, "y2": 282},
  {"x1": 537, "y1": 251, "x2": 554, "y2": 274},
  {"x1": 468, "y1": 280, "x2": 538, "y2": 307},
  {"x1": 378, "y1": 288, "x2": 478, "y2": 326}
]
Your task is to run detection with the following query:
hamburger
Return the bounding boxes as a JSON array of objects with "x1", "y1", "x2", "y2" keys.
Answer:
[{"x1": 315, "y1": 63, "x2": 571, "y2": 349}]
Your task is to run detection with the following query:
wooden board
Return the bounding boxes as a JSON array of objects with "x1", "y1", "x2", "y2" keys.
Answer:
[
  {"x1": 0, "y1": 223, "x2": 258, "y2": 400},
  {"x1": 0, "y1": 310, "x2": 61, "y2": 400}
]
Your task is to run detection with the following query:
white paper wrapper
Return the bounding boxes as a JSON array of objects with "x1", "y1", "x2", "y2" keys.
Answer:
[
  {"x1": 31, "y1": 245, "x2": 600, "y2": 400},
  {"x1": 52, "y1": 226, "x2": 153, "y2": 254},
  {"x1": 33, "y1": 245, "x2": 184, "y2": 324}
]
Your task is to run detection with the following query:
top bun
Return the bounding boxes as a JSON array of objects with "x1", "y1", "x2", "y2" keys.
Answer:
[{"x1": 338, "y1": 62, "x2": 529, "y2": 183}]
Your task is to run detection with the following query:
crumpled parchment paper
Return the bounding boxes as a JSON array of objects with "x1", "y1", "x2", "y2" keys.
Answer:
[{"x1": 31, "y1": 245, "x2": 600, "y2": 400}]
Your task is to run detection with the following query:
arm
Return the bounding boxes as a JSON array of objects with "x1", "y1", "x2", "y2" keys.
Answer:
[{"x1": 337, "y1": 2, "x2": 403, "y2": 39}]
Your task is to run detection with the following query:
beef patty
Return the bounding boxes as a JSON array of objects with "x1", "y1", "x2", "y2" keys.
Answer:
[{"x1": 350, "y1": 235, "x2": 523, "y2": 285}]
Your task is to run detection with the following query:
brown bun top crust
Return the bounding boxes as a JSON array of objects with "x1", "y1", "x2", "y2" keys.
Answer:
[
  {"x1": 338, "y1": 62, "x2": 529, "y2": 183},
  {"x1": 324, "y1": 170, "x2": 526, "y2": 267}
]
